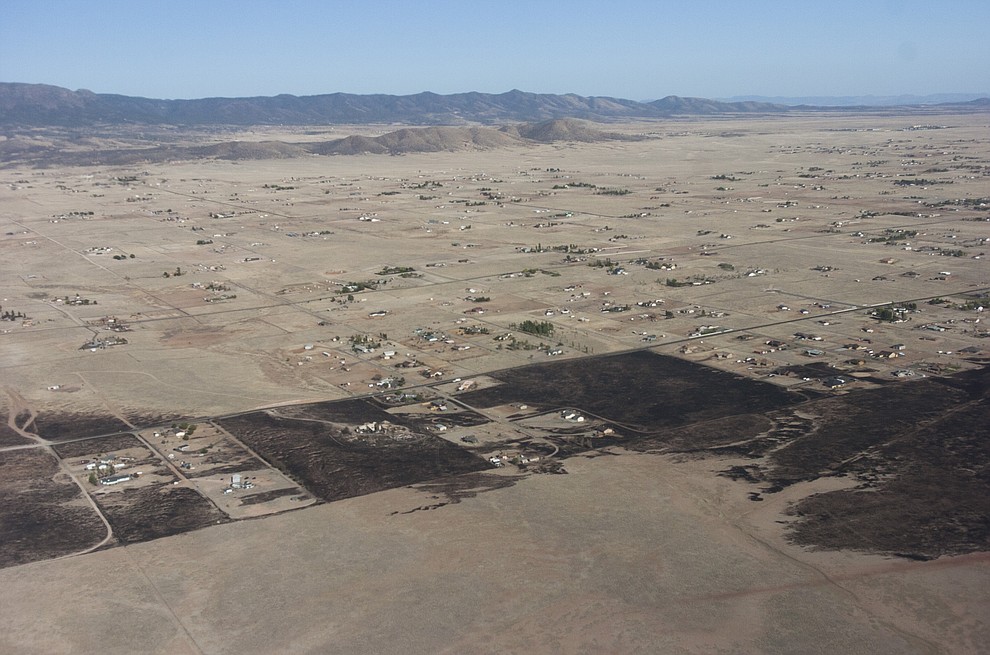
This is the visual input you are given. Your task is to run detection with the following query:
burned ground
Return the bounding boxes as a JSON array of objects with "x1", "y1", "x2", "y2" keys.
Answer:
[
  {"x1": 8, "y1": 353, "x2": 985, "y2": 562},
  {"x1": 624, "y1": 412, "x2": 777, "y2": 455},
  {"x1": 28, "y1": 411, "x2": 131, "y2": 442},
  {"x1": 51, "y1": 432, "x2": 145, "y2": 459},
  {"x1": 271, "y1": 398, "x2": 398, "y2": 425},
  {"x1": 616, "y1": 368, "x2": 989, "y2": 559},
  {"x1": 398, "y1": 471, "x2": 526, "y2": 513},
  {"x1": 96, "y1": 485, "x2": 230, "y2": 544},
  {"x1": 783, "y1": 384, "x2": 990, "y2": 558},
  {"x1": 238, "y1": 487, "x2": 308, "y2": 506},
  {"x1": 0, "y1": 448, "x2": 106, "y2": 568},
  {"x1": 764, "y1": 380, "x2": 966, "y2": 487},
  {"x1": 463, "y1": 352, "x2": 989, "y2": 558},
  {"x1": 218, "y1": 411, "x2": 492, "y2": 503},
  {"x1": 458, "y1": 350, "x2": 801, "y2": 430},
  {"x1": 0, "y1": 420, "x2": 31, "y2": 447}
]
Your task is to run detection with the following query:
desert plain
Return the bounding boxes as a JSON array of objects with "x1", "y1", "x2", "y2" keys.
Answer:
[{"x1": 1, "y1": 111, "x2": 988, "y2": 653}]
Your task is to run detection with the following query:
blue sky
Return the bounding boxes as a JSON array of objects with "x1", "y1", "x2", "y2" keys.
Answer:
[{"x1": 2, "y1": 0, "x2": 987, "y2": 100}]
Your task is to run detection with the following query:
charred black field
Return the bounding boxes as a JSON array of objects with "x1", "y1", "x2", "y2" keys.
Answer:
[
  {"x1": 3, "y1": 350, "x2": 987, "y2": 566},
  {"x1": 458, "y1": 351, "x2": 989, "y2": 559},
  {"x1": 0, "y1": 421, "x2": 32, "y2": 447},
  {"x1": 598, "y1": 361, "x2": 989, "y2": 559},
  {"x1": 28, "y1": 411, "x2": 131, "y2": 442},
  {"x1": 458, "y1": 351, "x2": 803, "y2": 430},
  {"x1": 51, "y1": 432, "x2": 147, "y2": 459},
  {"x1": 218, "y1": 401, "x2": 492, "y2": 503},
  {"x1": 0, "y1": 448, "x2": 106, "y2": 568},
  {"x1": 95, "y1": 486, "x2": 230, "y2": 544}
]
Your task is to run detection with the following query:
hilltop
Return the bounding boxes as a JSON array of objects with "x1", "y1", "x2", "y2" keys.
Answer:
[{"x1": 1, "y1": 119, "x2": 645, "y2": 167}]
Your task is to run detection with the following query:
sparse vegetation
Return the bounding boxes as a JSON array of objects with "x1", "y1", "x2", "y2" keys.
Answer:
[
  {"x1": 377, "y1": 265, "x2": 415, "y2": 276},
  {"x1": 513, "y1": 320, "x2": 555, "y2": 338}
]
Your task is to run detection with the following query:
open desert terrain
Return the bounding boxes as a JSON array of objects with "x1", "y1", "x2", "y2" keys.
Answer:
[{"x1": 1, "y1": 111, "x2": 988, "y2": 653}]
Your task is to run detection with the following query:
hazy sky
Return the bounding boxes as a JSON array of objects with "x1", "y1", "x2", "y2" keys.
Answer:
[{"x1": 2, "y1": 0, "x2": 987, "y2": 100}]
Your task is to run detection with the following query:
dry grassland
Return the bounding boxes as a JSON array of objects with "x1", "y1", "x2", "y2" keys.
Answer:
[{"x1": 1, "y1": 113, "x2": 988, "y2": 653}]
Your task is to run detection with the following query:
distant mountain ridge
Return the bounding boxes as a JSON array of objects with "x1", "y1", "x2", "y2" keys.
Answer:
[
  {"x1": 718, "y1": 93, "x2": 990, "y2": 107},
  {"x1": 0, "y1": 83, "x2": 790, "y2": 127},
  {"x1": 1, "y1": 83, "x2": 987, "y2": 128}
]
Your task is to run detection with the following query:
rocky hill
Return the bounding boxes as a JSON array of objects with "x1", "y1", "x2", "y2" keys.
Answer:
[
  {"x1": 2, "y1": 120, "x2": 645, "y2": 167},
  {"x1": 313, "y1": 126, "x2": 526, "y2": 155},
  {"x1": 502, "y1": 118, "x2": 640, "y2": 143}
]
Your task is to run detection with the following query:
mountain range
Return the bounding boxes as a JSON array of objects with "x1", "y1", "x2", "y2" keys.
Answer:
[
  {"x1": 717, "y1": 93, "x2": 990, "y2": 107},
  {"x1": 4, "y1": 83, "x2": 985, "y2": 128}
]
